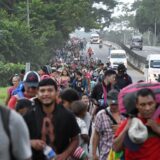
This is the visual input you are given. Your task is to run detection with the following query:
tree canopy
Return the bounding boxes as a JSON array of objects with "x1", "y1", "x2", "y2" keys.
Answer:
[
  {"x1": 135, "y1": 0, "x2": 160, "y2": 34},
  {"x1": 0, "y1": 0, "x2": 117, "y2": 65}
]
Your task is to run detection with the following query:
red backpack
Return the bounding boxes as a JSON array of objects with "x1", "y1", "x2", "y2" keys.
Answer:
[{"x1": 118, "y1": 82, "x2": 160, "y2": 115}]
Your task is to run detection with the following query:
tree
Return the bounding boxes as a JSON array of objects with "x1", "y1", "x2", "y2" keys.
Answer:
[
  {"x1": 131, "y1": 0, "x2": 142, "y2": 11},
  {"x1": 135, "y1": 0, "x2": 160, "y2": 45},
  {"x1": 135, "y1": 0, "x2": 160, "y2": 39},
  {"x1": 0, "y1": 0, "x2": 117, "y2": 64}
]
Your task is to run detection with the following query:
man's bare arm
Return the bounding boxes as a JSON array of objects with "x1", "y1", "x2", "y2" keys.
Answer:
[
  {"x1": 113, "y1": 119, "x2": 131, "y2": 152},
  {"x1": 56, "y1": 135, "x2": 79, "y2": 160},
  {"x1": 92, "y1": 129, "x2": 100, "y2": 160}
]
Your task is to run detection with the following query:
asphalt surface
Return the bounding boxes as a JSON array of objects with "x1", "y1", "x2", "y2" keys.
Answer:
[
  {"x1": 86, "y1": 42, "x2": 145, "y2": 159},
  {"x1": 87, "y1": 43, "x2": 145, "y2": 82},
  {"x1": 127, "y1": 45, "x2": 160, "y2": 58}
]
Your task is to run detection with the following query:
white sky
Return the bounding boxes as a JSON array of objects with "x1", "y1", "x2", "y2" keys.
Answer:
[
  {"x1": 93, "y1": 0, "x2": 135, "y2": 17},
  {"x1": 106, "y1": 0, "x2": 136, "y2": 31},
  {"x1": 113, "y1": 0, "x2": 135, "y2": 17},
  {"x1": 76, "y1": 0, "x2": 136, "y2": 33},
  {"x1": 118, "y1": 0, "x2": 135, "y2": 3}
]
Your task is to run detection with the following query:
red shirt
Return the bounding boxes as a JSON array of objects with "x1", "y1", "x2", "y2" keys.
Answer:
[
  {"x1": 8, "y1": 93, "x2": 31, "y2": 109},
  {"x1": 8, "y1": 96, "x2": 17, "y2": 109},
  {"x1": 115, "y1": 118, "x2": 160, "y2": 160}
]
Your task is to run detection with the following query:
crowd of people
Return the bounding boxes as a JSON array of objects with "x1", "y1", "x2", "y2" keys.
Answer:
[{"x1": 1, "y1": 44, "x2": 160, "y2": 160}]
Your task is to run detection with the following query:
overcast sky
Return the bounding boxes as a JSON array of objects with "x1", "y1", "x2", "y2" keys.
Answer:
[
  {"x1": 118, "y1": 0, "x2": 135, "y2": 3},
  {"x1": 113, "y1": 0, "x2": 135, "y2": 16},
  {"x1": 93, "y1": 0, "x2": 135, "y2": 17},
  {"x1": 74, "y1": 0, "x2": 136, "y2": 33}
]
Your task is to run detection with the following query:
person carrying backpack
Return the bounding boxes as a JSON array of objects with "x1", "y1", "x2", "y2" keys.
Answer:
[
  {"x1": 92, "y1": 90, "x2": 125, "y2": 160},
  {"x1": 91, "y1": 70, "x2": 119, "y2": 114},
  {"x1": 113, "y1": 88, "x2": 160, "y2": 160},
  {"x1": 0, "y1": 105, "x2": 32, "y2": 160},
  {"x1": 8, "y1": 71, "x2": 40, "y2": 109},
  {"x1": 116, "y1": 64, "x2": 132, "y2": 90}
]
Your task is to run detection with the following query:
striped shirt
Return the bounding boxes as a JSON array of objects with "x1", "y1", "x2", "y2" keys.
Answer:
[{"x1": 94, "y1": 108, "x2": 125, "y2": 160}]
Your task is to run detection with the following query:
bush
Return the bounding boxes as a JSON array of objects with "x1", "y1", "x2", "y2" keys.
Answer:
[{"x1": 0, "y1": 62, "x2": 25, "y2": 86}]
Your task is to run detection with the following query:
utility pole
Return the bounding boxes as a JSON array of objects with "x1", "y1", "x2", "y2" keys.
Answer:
[
  {"x1": 123, "y1": 32, "x2": 126, "y2": 44},
  {"x1": 154, "y1": 18, "x2": 157, "y2": 46},
  {"x1": 27, "y1": 0, "x2": 30, "y2": 29}
]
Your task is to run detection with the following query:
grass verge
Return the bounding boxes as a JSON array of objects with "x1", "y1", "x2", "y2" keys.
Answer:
[{"x1": 0, "y1": 87, "x2": 7, "y2": 105}]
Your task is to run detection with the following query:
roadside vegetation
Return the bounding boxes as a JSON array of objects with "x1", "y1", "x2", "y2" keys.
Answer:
[{"x1": 0, "y1": 87, "x2": 7, "y2": 105}]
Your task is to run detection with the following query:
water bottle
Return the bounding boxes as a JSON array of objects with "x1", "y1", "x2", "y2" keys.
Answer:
[{"x1": 43, "y1": 145, "x2": 56, "y2": 160}]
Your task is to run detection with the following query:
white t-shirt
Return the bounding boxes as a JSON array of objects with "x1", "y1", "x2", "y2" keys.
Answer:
[
  {"x1": 76, "y1": 117, "x2": 88, "y2": 152},
  {"x1": 83, "y1": 112, "x2": 91, "y2": 131},
  {"x1": 0, "y1": 109, "x2": 32, "y2": 160}
]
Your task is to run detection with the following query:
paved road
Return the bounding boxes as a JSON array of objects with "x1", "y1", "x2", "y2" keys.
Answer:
[
  {"x1": 87, "y1": 43, "x2": 145, "y2": 82},
  {"x1": 86, "y1": 43, "x2": 145, "y2": 159},
  {"x1": 127, "y1": 45, "x2": 160, "y2": 58},
  {"x1": 73, "y1": 29, "x2": 160, "y2": 60}
]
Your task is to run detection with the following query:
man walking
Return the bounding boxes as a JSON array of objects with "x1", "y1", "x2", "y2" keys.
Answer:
[
  {"x1": 91, "y1": 70, "x2": 118, "y2": 113},
  {"x1": 116, "y1": 64, "x2": 132, "y2": 90},
  {"x1": 24, "y1": 78, "x2": 80, "y2": 160},
  {"x1": 114, "y1": 88, "x2": 160, "y2": 160},
  {"x1": 92, "y1": 90, "x2": 124, "y2": 160}
]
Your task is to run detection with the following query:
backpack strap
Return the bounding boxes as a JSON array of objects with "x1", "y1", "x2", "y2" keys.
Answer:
[
  {"x1": 105, "y1": 108, "x2": 117, "y2": 125},
  {"x1": 0, "y1": 106, "x2": 15, "y2": 160}
]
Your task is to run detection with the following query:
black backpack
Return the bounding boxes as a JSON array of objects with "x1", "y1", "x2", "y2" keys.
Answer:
[{"x1": 0, "y1": 106, "x2": 16, "y2": 160}]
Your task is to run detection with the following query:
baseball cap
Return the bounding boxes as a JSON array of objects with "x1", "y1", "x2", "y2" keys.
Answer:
[
  {"x1": 23, "y1": 71, "x2": 40, "y2": 87},
  {"x1": 107, "y1": 89, "x2": 119, "y2": 105}
]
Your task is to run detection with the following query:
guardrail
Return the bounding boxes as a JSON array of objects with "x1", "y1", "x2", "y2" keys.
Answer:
[
  {"x1": 118, "y1": 42, "x2": 146, "y2": 73},
  {"x1": 104, "y1": 41, "x2": 121, "y2": 49},
  {"x1": 104, "y1": 40, "x2": 146, "y2": 73}
]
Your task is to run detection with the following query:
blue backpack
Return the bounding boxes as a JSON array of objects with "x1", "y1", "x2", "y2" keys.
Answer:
[{"x1": 11, "y1": 82, "x2": 24, "y2": 99}]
